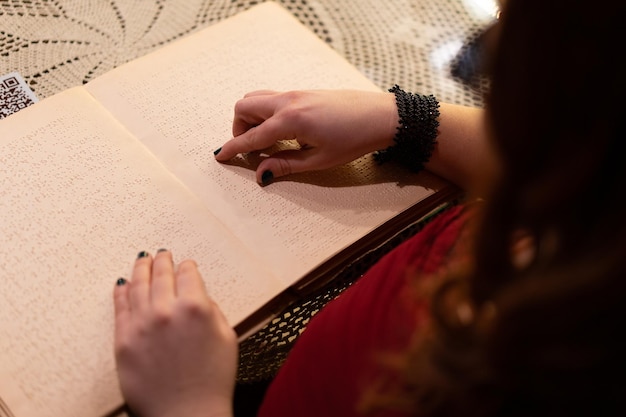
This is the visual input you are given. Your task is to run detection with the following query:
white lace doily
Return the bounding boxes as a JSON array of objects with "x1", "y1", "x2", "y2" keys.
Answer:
[{"x1": 0, "y1": 0, "x2": 496, "y2": 106}]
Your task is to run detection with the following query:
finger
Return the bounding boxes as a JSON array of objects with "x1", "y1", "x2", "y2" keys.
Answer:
[
  {"x1": 150, "y1": 249, "x2": 176, "y2": 306},
  {"x1": 128, "y1": 251, "x2": 152, "y2": 313},
  {"x1": 243, "y1": 89, "x2": 278, "y2": 98},
  {"x1": 255, "y1": 148, "x2": 331, "y2": 184},
  {"x1": 217, "y1": 116, "x2": 295, "y2": 161},
  {"x1": 113, "y1": 277, "x2": 131, "y2": 343},
  {"x1": 232, "y1": 94, "x2": 280, "y2": 137},
  {"x1": 174, "y1": 259, "x2": 208, "y2": 302}
]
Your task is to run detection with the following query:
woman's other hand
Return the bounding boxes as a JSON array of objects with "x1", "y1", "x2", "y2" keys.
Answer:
[{"x1": 113, "y1": 250, "x2": 237, "y2": 417}]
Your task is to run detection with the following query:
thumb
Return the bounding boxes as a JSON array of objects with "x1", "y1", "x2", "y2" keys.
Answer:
[{"x1": 255, "y1": 149, "x2": 320, "y2": 185}]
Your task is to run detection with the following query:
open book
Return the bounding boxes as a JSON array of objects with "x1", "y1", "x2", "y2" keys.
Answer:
[{"x1": 0, "y1": 2, "x2": 459, "y2": 416}]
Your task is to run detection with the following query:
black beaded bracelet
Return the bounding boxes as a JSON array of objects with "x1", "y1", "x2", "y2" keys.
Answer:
[{"x1": 374, "y1": 84, "x2": 440, "y2": 172}]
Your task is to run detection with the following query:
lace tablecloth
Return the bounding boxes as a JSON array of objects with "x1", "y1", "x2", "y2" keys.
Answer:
[{"x1": 1, "y1": 0, "x2": 496, "y2": 106}]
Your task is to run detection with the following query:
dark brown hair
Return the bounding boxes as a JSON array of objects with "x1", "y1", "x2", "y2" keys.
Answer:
[{"x1": 382, "y1": 1, "x2": 626, "y2": 416}]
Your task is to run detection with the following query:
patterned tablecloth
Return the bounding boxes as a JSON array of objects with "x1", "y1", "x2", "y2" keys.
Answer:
[{"x1": 0, "y1": 0, "x2": 496, "y2": 106}]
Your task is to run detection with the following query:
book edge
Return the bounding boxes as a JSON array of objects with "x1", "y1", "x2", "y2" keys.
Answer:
[{"x1": 234, "y1": 182, "x2": 464, "y2": 336}]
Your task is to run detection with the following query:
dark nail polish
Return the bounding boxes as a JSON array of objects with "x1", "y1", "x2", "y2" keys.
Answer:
[
  {"x1": 213, "y1": 147, "x2": 222, "y2": 156},
  {"x1": 261, "y1": 170, "x2": 274, "y2": 185},
  {"x1": 116, "y1": 277, "x2": 127, "y2": 286},
  {"x1": 137, "y1": 251, "x2": 149, "y2": 259},
  {"x1": 157, "y1": 248, "x2": 168, "y2": 253}
]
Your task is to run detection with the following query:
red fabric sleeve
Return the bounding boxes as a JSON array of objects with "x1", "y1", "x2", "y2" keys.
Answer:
[{"x1": 257, "y1": 205, "x2": 472, "y2": 417}]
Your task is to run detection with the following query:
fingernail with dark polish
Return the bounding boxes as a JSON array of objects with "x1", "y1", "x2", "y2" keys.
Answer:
[
  {"x1": 137, "y1": 251, "x2": 149, "y2": 259},
  {"x1": 157, "y1": 248, "x2": 168, "y2": 253},
  {"x1": 261, "y1": 170, "x2": 274, "y2": 186},
  {"x1": 213, "y1": 147, "x2": 222, "y2": 156},
  {"x1": 116, "y1": 277, "x2": 127, "y2": 286}
]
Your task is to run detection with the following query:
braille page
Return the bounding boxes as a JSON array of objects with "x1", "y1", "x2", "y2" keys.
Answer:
[
  {"x1": 85, "y1": 1, "x2": 450, "y2": 285},
  {"x1": 0, "y1": 88, "x2": 280, "y2": 417}
]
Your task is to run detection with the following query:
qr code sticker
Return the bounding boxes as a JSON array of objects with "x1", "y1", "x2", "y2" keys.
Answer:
[{"x1": 0, "y1": 72, "x2": 39, "y2": 119}]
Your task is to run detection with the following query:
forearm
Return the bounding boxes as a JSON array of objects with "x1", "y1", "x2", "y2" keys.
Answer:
[
  {"x1": 215, "y1": 89, "x2": 491, "y2": 189},
  {"x1": 424, "y1": 102, "x2": 489, "y2": 191}
]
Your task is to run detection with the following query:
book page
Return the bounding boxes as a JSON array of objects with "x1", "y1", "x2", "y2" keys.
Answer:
[
  {"x1": 85, "y1": 1, "x2": 450, "y2": 285},
  {"x1": 0, "y1": 88, "x2": 281, "y2": 417}
]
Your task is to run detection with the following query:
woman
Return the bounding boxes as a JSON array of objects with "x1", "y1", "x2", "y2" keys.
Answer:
[{"x1": 112, "y1": 0, "x2": 626, "y2": 416}]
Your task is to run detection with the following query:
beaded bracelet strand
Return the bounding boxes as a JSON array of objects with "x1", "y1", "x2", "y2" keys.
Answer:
[{"x1": 374, "y1": 84, "x2": 441, "y2": 172}]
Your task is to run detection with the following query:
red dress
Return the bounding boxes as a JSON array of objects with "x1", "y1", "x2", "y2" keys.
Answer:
[{"x1": 258, "y1": 205, "x2": 471, "y2": 417}]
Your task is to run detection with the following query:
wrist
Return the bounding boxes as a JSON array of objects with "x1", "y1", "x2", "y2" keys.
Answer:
[
  {"x1": 374, "y1": 85, "x2": 441, "y2": 172},
  {"x1": 378, "y1": 91, "x2": 402, "y2": 150}
]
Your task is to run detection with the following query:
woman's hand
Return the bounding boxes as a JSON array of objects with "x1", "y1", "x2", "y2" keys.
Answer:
[
  {"x1": 214, "y1": 89, "x2": 398, "y2": 184},
  {"x1": 113, "y1": 250, "x2": 237, "y2": 417}
]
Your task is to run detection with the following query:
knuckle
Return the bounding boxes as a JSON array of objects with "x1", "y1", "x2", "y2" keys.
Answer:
[
  {"x1": 178, "y1": 298, "x2": 211, "y2": 320},
  {"x1": 114, "y1": 339, "x2": 132, "y2": 359},
  {"x1": 151, "y1": 307, "x2": 173, "y2": 327},
  {"x1": 177, "y1": 259, "x2": 198, "y2": 274},
  {"x1": 243, "y1": 128, "x2": 259, "y2": 149},
  {"x1": 282, "y1": 90, "x2": 305, "y2": 103},
  {"x1": 233, "y1": 97, "x2": 248, "y2": 114},
  {"x1": 276, "y1": 157, "x2": 293, "y2": 176},
  {"x1": 115, "y1": 333, "x2": 140, "y2": 361},
  {"x1": 279, "y1": 105, "x2": 305, "y2": 125}
]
